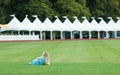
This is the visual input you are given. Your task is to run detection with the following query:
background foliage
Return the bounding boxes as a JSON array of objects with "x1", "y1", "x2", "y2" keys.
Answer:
[{"x1": 0, "y1": 0, "x2": 120, "y2": 23}]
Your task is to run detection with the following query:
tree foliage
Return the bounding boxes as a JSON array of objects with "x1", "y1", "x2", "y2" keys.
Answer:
[{"x1": 0, "y1": 0, "x2": 120, "y2": 23}]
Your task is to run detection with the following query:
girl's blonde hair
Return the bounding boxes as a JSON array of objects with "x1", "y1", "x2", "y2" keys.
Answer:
[
  {"x1": 42, "y1": 51, "x2": 49, "y2": 57},
  {"x1": 42, "y1": 51, "x2": 50, "y2": 65}
]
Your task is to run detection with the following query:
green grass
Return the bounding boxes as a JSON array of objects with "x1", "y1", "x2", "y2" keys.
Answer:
[{"x1": 0, "y1": 40, "x2": 120, "y2": 75}]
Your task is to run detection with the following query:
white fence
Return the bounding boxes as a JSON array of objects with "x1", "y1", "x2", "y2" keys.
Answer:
[{"x1": 0, "y1": 35, "x2": 39, "y2": 41}]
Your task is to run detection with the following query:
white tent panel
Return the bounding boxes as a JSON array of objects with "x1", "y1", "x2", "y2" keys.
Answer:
[
  {"x1": 98, "y1": 18, "x2": 109, "y2": 31},
  {"x1": 73, "y1": 18, "x2": 82, "y2": 31},
  {"x1": 43, "y1": 18, "x2": 57, "y2": 31},
  {"x1": 63, "y1": 18, "x2": 79, "y2": 31},
  {"x1": 90, "y1": 18, "x2": 101, "y2": 31},
  {"x1": 32, "y1": 16, "x2": 44, "y2": 31},
  {"x1": 22, "y1": 15, "x2": 37, "y2": 31},
  {"x1": 107, "y1": 17, "x2": 117, "y2": 31},
  {"x1": 53, "y1": 17, "x2": 65, "y2": 31},
  {"x1": 81, "y1": 17, "x2": 91, "y2": 31}
]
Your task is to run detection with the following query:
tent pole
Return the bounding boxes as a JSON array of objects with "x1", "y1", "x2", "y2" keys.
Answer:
[
  {"x1": 50, "y1": 31, "x2": 53, "y2": 40},
  {"x1": 106, "y1": 31, "x2": 109, "y2": 38},
  {"x1": 98, "y1": 31, "x2": 100, "y2": 39},
  {"x1": 18, "y1": 30, "x2": 20, "y2": 35},
  {"x1": 70, "y1": 31, "x2": 73, "y2": 39},
  {"x1": 60, "y1": 31, "x2": 63, "y2": 40},
  {"x1": 89, "y1": 31, "x2": 91, "y2": 39},
  {"x1": 63, "y1": 31, "x2": 65, "y2": 39},
  {"x1": 29, "y1": 31, "x2": 31, "y2": 35},
  {"x1": 114, "y1": 31, "x2": 117, "y2": 38},
  {"x1": 44, "y1": 32, "x2": 46, "y2": 40},
  {"x1": 80, "y1": 31, "x2": 82, "y2": 39},
  {"x1": 53, "y1": 31, "x2": 55, "y2": 40},
  {"x1": 40, "y1": 31, "x2": 42, "y2": 40}
]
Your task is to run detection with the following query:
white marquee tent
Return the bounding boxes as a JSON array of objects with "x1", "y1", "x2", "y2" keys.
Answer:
[{"x1": 1, "y1": 15, "x2": 120, "y2": 40}]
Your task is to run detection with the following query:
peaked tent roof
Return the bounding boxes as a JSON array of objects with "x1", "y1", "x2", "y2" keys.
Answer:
[
  {"x1": 107, "y1": 17, "x2": 118, "y2": 31},
  {"x1": 32, "y1": 16, "x2": 45, "y2": 31},
  {"x1": 63, "y1": 17, "x2": 78, "y2": 31},
  {"x1": 73, "y1": 17, "x2": 82, "y2": 25},
  {"x1": 43, "y1": 17, "x2": 56, "y2": 31},
  {"x1": 53, "y1": 17, "x2": 65, "y2": 31},
  {"x1": 90, "y1": 17, "x2": 101, "y2": 31},
  {"x1": 2, "y1": 15, "x2": 120, "y2": 33},
  {"x1": 98, "y1": 17, "x2": 108, "y2": 31},
  {"x1": 22, "y1": 15, "x2": 37, "y2": 31},
  {"x1": 3, "y1": 15, "x2": 25, "y2": 31},
  {"x1": 81, "y1": 17, "x2": 91, "y2": 31},
  {"x1": 72, "y1": 17, "x2": 82, "y2": 31}
]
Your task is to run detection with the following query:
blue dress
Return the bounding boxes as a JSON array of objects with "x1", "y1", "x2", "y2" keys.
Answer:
[{"x1": 29, "y1": 57, "x2": 46, "y2": 65}]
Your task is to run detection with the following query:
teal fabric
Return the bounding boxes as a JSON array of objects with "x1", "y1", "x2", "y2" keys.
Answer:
[{"x1": 29, "y1": 57, "x2": 46, "y2": 65}]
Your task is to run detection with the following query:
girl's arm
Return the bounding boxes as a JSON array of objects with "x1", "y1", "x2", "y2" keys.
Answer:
[{"x1": 45, "y1": 56, "x2": 50, "y2": 65}]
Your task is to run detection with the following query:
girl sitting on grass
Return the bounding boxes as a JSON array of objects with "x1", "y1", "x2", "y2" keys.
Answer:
[{"x1": 29, "y1": 51, "x2": 50, "y2": 65}]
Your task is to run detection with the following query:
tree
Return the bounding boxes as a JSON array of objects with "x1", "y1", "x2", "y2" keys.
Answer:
[
  {"x1": 14, "y1": 0, "x2": 58, "y2": 21},
  {"x1": 1, "y1": 0, "x2": 120, "y2": 23},
  {"x1": 54, "y1": 0, "x2": 90, "y2": 21},
  {"x1": 0, "y1": 0, "x2": 11, "y2": 6},
  {"x1": 87, "y1": 0, "x2": 120, "y2": 19},
  {"x1": 0, "y1": 0, "x2": 11, "y2": 23}
]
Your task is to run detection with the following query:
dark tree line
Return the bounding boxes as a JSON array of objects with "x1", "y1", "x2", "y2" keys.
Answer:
[{"x1": 0, "y1": 0, "x2": 120, "y2": 23}]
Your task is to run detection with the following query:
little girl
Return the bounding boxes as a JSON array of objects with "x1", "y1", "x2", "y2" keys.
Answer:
[{"x1": 29, "y1": 51, "x2": 50, "y2": 65}]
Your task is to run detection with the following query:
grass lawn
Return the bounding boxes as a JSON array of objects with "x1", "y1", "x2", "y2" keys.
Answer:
[{"x1": 0, "y1": 40, "x2": 120, "y2": 75}]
